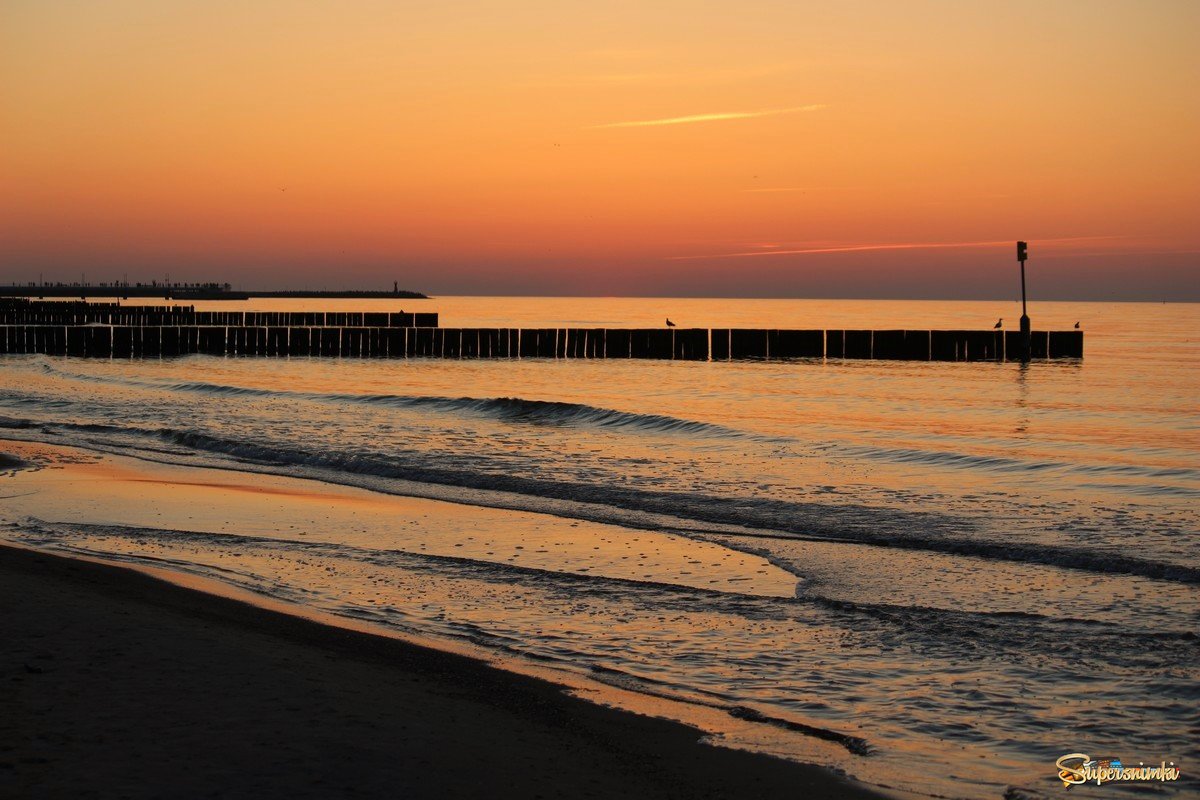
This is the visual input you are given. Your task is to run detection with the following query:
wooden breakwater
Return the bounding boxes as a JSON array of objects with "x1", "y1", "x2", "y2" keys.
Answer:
[
  {"x1": 0, "y1": 325, "x2": 1082, "y2": 360},
  {"x1": 0, "y1": 300, "x2": 437, "y2": 329}
]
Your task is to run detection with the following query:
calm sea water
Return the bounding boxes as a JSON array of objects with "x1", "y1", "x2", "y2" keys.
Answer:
[{"x1": 1, "y1": 297, "x2": 1196, "y2": 799}]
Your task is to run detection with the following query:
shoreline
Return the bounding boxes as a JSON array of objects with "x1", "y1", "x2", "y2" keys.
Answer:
[{"x1": 0, "y1": 543, "x2": 887, "y2": 799}]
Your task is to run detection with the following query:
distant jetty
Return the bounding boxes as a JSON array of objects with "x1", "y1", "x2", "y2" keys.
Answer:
[{"x1": 0, "y1": 283, "x2": 428, "y2": 301}]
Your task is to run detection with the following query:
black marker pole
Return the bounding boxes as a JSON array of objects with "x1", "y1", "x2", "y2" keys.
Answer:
[{"x1": 1017, "y1": 240, "x2": 1030, "y2": 362}]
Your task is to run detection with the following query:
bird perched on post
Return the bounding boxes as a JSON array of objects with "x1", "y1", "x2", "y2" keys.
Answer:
[
  {"x1": 665, "y1": 318, "x2": 676, "y2": 327},
  {"x1": 1074, "y1": 321, "x2": 1081, "y2": 329},
  {"x1": 994, "y1": 318, "x2": 1003, "y2": 329}
]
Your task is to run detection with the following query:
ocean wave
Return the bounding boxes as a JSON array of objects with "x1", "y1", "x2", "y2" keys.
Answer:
[
  {"x1": 28, "y1": 361, "x2": 1197, "y2": 485},
  {"x1": 36, "y1": 363, "x2": 763, "y2": 440},
  {"x1": 811, "y1": 595, "x2": 1200, "y2": 644},
  {"x1": 342, "y1": 394, "x2": 761, "y2": 439},
  {"x1": 810, "y1": 595, "x2": 1200, "y2": 670},
  {"x1": 9, "y1": 418, "x2": 1199, "y2": 586},
  {"x1": 842, "y1": 442, "x2": 1200, "y2": 483}
]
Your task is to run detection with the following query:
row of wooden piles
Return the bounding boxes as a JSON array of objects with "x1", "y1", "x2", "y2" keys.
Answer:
[{"x1": 0, "y1": 325, "x2": 1082, "y2": 360}]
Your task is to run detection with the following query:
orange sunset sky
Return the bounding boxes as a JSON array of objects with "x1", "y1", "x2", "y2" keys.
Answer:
[{"x1": 2, "y1": 0, "x2": 1197, "y2": 299}]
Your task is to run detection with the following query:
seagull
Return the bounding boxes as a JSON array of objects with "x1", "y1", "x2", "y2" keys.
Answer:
[
  {"x1": 994, "y1": 318, "x2": 1003, "y2": 329},
  {"x1": 665, "y1": 318, "x2": 676, "y2": 327}
]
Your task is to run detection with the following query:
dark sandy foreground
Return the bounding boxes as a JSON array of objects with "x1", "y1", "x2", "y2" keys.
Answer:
[{"x1": 0, "y1": 545, "x2": 885, "y2": 800}]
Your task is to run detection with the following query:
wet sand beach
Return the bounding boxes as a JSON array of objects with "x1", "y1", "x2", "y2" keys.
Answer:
[{"x1": 0, "y1": 543, "x2": 883, "y2": 800}]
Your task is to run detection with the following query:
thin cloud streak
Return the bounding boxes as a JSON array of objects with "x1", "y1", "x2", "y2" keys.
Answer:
[
  {"x1": 668, "y1": 236, "x2": 1122, "y2": 260},
  {"x1": 588, "y1": 104, "x2": 825, "y2": 129}
]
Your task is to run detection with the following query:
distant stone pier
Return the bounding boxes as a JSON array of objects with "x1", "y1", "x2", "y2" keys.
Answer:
[{"x1": 0, "y1": 300, "x2": 1082, "y2": 361}]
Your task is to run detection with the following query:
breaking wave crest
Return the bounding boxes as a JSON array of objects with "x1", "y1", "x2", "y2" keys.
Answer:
[{"x1": 38, "y1": 364, "x2": 764, "y2": 440}]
